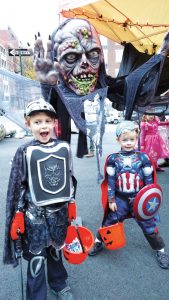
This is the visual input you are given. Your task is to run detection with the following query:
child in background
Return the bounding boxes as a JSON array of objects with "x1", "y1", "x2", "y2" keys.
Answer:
[
  {"x1": 158, "y1": 115, "x2": 169, "y2": 168},
  {"x1": 3, "y1": 99, "x2": 76, "y2": 300},
  {"x1": 140, "y1": 114, "x2": 169, "y2": 171},
  {"x1": 89, "y1": 120, "x2": 169, "y2": 269}
]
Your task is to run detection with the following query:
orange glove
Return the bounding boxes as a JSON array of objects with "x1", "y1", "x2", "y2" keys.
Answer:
[
  {"x1": 68, "y1": 202, "x2": 76, "y2": 222},
  {"x1": 10, "y1": 212, "x2": 25, "y2": 240}
]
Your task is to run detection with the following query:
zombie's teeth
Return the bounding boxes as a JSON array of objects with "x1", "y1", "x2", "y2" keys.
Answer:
[
  {"x1": 70, "y1": 73, "x2": 97, "y2": 95},
  {"x1": 75, "y1": 74, "x2": 94, "y2": 80}
]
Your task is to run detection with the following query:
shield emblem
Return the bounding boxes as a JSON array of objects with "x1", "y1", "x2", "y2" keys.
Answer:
[
  {"x1": 37, "y1": 154, "x2": 66, "y2": 194},
  {"x1": 26, "y1": 143, "x2": 71, "y2": 206},
  {"x1": 133, "y1": 184, "x2": 162, "y2": 221}
]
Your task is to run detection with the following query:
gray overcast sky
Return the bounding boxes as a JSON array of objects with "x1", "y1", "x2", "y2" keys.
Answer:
[{"x1": 0, "y1": 0, "x2": 59, "y2": 46}]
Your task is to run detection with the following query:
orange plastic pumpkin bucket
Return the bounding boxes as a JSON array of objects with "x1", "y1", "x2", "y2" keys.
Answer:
[
  {"x1": 99, "y1": 222, "x2": 126, "y2": 250},
  {"x1": 63, "y1": 225, "x2": 94, "y2": 264}
]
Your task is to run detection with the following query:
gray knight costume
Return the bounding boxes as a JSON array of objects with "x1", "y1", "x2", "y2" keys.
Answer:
[{"x1": 3, "y1": 138, "x2": 76, "y2": 266}]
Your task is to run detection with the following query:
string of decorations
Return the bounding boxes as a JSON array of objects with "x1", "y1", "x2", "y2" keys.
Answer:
[{"x1": 61, "y1": 9, "x2": 169, "y2": 29}]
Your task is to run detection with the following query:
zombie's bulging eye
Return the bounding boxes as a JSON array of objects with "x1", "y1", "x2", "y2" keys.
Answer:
[
  {"x1": 64, "y1": 53, "x2": 78, "y2": 63},
  {"x1": 88, "y1": 49, "x2": 100, "y2": 59}
]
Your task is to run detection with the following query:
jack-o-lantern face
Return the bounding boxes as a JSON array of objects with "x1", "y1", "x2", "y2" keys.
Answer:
[
  {"x1": 99, "y1": 223, "x2": 126, "y2": 250},
  {"x1": 102, "y1": 228, "x2": 114, "y2": 246},
  {"x1": 52, "y1": 19, "x2": 104, "y2": 95}
]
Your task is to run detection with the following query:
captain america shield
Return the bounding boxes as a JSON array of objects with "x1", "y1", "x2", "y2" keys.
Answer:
[{"x1": 133, "y1": 184, "x2": 163, "y2": 221}]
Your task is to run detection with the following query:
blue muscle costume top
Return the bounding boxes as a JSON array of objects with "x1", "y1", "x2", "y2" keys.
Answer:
[{"x1": 106, "y1": 150, "x2": 154, "y2": 200}]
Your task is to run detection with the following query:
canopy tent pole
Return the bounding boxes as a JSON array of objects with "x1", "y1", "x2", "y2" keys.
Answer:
[{"x1": 128, "y1": 29, "x2": 169, "y2": 44}]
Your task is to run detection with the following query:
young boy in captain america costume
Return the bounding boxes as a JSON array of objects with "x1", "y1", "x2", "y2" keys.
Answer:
[
  {"x1": 3, "y1": 99, "x2": 77, "y2": 300},
  {"x1": 89, "y1": 120, "x2": 169, "y2": 269}
]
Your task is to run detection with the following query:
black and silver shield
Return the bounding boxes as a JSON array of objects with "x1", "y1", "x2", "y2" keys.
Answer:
[
  {"x1": 38, "y1": 154, "x2": 66, "y2": 194},
  {"x1": 26, "y1": 142, "x2": 72, "y2": 206}
]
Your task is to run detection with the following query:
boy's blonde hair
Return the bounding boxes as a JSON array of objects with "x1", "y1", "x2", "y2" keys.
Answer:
[{"x1": 116, "y1": 121, "x2": 139, "y2": 137}]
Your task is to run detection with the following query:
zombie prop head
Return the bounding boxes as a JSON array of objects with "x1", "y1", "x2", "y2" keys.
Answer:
[{"x1": 51, "y1": 19, "x2": 104, "y2": 95}]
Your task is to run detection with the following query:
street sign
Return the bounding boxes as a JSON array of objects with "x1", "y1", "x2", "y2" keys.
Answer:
[{"x1": 8, "y1": 48, "x2": 31, "y2": 56}]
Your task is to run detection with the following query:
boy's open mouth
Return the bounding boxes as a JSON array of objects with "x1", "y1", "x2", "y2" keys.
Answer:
[{"x1": 40, "y1": 131, "x2": 49, "y2": 137}]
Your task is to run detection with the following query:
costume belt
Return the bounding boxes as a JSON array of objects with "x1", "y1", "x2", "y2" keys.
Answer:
[
  {"x1": 26, "y1": 202, "x2": 67, "y2": 220},
  {"x1": 115, "y1": 191, "x2": 137, "y2": 201}
]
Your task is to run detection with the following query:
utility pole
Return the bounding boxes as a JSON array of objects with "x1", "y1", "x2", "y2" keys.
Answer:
[
  {"x1": 19, "y1": 48, "x2": 23, "y2": 75},
  {"x1": 8, "y1": 48, "x2": 31, "y2": 76}
]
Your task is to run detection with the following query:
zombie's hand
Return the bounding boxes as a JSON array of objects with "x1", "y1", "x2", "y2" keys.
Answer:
[
  {"x1": 68, "y1": 201, "x2": 77, "y2": 222},
  {"x1": 10, "y1": 212, "x2": 25, "y2": 240},
  {"x1": 33, "y1": 33, "x2": 59, "y2": 85}
]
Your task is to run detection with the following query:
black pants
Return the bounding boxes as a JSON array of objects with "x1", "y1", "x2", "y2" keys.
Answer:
[{"x1": 26, "y1": 247, "x2": 68, "y2": 300}]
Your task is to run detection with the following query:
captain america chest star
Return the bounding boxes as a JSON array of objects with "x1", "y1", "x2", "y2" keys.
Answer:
[{"x1": 116, "y1": 153, "x2": 142, "y2": 172}]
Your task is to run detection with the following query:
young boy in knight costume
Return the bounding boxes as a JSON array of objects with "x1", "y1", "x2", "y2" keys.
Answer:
[
  {"x1": 3, "y1": 99, "x2": 76, "y2": 300},
  {"x1": 89, "y1": 120, "x2": 169, "y2": 269}
]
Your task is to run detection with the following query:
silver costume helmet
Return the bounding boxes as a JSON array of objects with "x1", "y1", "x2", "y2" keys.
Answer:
[{"x1": 25, "y1": 98, "x2": 56, "y2": 118}]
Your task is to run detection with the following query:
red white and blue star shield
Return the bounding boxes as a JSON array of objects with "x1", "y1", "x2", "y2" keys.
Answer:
[{"x1": 133, "y1": 184, "x2": 163, "y2": 221}]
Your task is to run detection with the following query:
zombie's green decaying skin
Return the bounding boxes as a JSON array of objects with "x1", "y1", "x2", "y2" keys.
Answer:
[{"x1": 70, "y1": 73, "x2": 97, "y2": 95}]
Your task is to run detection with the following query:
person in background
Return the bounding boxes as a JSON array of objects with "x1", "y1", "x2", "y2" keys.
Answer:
[
  {"x1": 3, "y1": 99, "x2": 76, "y2": 300},
  {"x1": 158, "y1": 115, "x2": 169, "y2": 168},
  {"x1": 89, "y1": 121, "x2": 169, "y2": 269},
  {"x1": 85, "y1": 138, "x2": 95, "y2": 158},
  {"x1": 140, "y1": 115, "x2": 169, "y2": 172}
]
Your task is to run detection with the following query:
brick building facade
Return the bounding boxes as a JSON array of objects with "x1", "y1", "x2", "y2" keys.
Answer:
[{"x1": 0, "y1": 26, "x2": 19, "y2": 72}]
